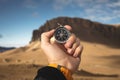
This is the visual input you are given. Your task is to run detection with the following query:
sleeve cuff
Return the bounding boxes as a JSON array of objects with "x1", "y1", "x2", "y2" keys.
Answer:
[
  {"x1": 34, "y1": 66, "x2": 66, "y2": 80},
  {"x1": 48, "y1": 64, "x2": 73, "y2": 80}
]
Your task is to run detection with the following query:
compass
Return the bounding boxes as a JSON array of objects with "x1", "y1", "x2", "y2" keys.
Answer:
[{"x1": 54, "y1": 23, "x2": 71, "y2": 43}]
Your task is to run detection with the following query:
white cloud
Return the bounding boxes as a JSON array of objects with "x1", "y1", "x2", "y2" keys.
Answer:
[
  {"x1": 53, "y1": 0, "x2": 110, "y2": 10},
  {"x1": 23, "y1": 0, "x2": 38, "y2": 9},
  {"x1": 73, "y1": 0, "x2": 91, "y2": 7},
  {"x1": 95, "y1": 0, "x2": 109, "y2": 3},
  {"x1": 53, "y1": 0, "x2": 120, "y2": 23},
  {"x1": 53, "y1": 0, "x2": 72, "y2": 10},
  {"x1": 100, "y1": 17, "x2": 116, "y2": 21},
  {"x1": 73, "y1": 0, "x2": 120, "y2": 22},
  {"x1": 107, "y1": 0, "x2": 120, "y2": 7},
  {"x1": 0, "y1": 34, "x2": 3, "y2": 38},
  {"x1": 32, "y1": 12, "x2": 40, "y2": 18},
  {"x1": 113, "y1": 10, "x2": 120, "y2": 14}
]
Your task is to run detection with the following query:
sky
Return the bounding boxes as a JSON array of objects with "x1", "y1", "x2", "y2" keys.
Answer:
[{"x1": 0, "y1": 0, "x2": 120, "y2": 47}]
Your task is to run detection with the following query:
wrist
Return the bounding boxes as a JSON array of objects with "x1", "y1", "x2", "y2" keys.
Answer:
[{"x1": 48, "y1": 57, "x2": 77, "y2": 73}]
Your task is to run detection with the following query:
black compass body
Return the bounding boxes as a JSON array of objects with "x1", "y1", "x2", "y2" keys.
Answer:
[{"x1": 54, "y1": 26, "x2": 71, "y2": 43}]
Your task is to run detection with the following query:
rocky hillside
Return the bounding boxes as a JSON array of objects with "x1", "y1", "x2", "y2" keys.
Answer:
[{"x1": 31, "y1": 17, "x2": 120, "y2": 48}]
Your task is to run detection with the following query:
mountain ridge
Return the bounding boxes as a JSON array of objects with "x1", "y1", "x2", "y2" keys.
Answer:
[
  {"x1": 31, "y1": 17, "x2": 120, "y2": 48},
  {"x1": 0, "y1": 46, "x2": 15, "y2": 53}
]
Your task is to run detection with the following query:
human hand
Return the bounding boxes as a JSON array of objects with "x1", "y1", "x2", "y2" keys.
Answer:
[{"x1": 41, "y1": 25, "x2": 83, "y2": 73}]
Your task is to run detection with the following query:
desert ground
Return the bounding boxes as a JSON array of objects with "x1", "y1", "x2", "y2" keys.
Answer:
[{"x1": 0, "y1": 41, "x2": 120, "y2": 80}]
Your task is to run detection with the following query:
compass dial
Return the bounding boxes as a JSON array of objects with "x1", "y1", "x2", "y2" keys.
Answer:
[{"x1": 54, "y1": 27, "x2": 71, "y2": 43}]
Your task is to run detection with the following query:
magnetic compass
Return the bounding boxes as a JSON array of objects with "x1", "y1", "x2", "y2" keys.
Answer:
[{"x1": 54, "y1": 23, "x2": 71, "y2": 43}]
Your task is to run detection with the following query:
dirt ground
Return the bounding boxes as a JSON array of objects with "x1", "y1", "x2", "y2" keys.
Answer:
[
  {"x1": 0, "y1": 64, "x2": 119, "y2": 80},
  {"x1": 0, "y1": 41, "x2": 120, "y2": 80}
]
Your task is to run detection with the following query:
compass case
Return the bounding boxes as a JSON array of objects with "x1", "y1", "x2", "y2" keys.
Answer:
[{"x1": 54, "y1": 26, "x2": 71, "y2": 43}]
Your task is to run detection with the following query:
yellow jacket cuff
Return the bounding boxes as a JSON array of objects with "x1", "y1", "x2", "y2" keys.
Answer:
[{"x1": 48, "y1": 64, "x2": 73, "y2": 80}]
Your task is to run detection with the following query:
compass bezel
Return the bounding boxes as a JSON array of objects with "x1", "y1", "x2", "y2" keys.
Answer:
[{"x1": 54, "y1": 26, "x2": 71, "y2": 43}]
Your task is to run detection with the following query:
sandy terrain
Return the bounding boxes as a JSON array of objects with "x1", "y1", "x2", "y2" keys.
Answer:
[{"x1": 0, "y1": 41, "x2": 120, "y2": 80}]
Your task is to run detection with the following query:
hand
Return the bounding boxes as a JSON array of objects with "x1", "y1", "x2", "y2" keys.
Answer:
[{"x1": 41, "y1": 25, "x2": 83, "y2": 73}]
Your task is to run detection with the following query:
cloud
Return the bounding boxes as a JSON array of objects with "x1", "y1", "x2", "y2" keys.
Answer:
[
  {"x1": 107, "y1": 0, "x2": 120, "y2": 7},
  {"x1": 53, "y1": 0, "x2": 110, "y2": 10},
  {"x1": 0, "y1": 34, "x2": 3, "y2": 38},
  {"x1": 32, "y1": 12, "x2": 40, "y2": 18},
  {"x1": 53, "y1": 0, "x2": 72, "y2": 10},
  {"x1": 0, "y1": 0, "x2": 8, "y2": 3},
  {"x1": 80, "y1": 0, "x2": 120, "y2": 22},
  {"x1": 53, "y1": 0, "x2": 120, "y2": 23},
  {"x1": 23, "y1": 0, "x2": 38, "y2": 9}
]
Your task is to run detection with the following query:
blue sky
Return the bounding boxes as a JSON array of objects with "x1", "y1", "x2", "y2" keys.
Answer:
[{"x1": 0, "y1": 0, "x2": 120, "y2": 47}]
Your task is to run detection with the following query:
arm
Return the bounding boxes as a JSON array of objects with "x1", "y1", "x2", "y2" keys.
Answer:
[{"x1": 34, "y1": 25, "x2": 83, "y2": 80}]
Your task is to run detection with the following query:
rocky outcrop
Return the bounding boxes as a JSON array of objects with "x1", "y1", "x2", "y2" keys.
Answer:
[{"x1": 31, "y1": 17, "x2": 120, "y2": 47}]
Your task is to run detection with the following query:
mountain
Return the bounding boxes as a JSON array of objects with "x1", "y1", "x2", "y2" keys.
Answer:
[
  {"x1": 0, "y1": 46, "x2": 15, "y2": 53},
  {"x1": 0, "y1": 17, "x2": 120, "y2": 80},
  {"x1": 31, "y1": 17, "x2": 120, "y2": 48}
]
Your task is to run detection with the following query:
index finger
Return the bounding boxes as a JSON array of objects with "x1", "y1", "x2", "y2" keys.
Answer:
[{"x1": 41, "y1": 29, "x2": 55, "y2": 45}]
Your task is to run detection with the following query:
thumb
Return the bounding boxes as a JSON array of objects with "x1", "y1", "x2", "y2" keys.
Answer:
[{"x1": 41, "y1": 29, "x2": 55, "y2": 44}]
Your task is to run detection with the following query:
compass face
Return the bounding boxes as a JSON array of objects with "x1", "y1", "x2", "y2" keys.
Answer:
[{"x1": 54, "y1": 27, "x2": 70, "y2": 43}]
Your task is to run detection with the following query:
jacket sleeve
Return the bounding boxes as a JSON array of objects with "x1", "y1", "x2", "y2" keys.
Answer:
[{"x1": 34, "y1": 66, "x2": 66, "y2": 80}]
